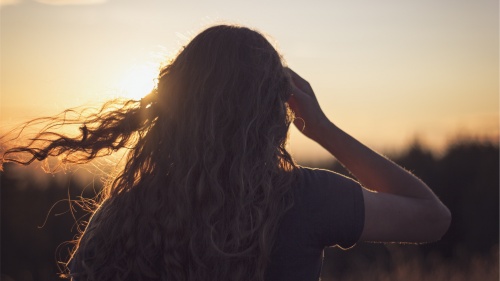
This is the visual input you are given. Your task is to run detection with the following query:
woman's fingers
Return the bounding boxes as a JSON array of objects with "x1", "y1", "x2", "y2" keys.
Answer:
[
  {"x1": 285, "y1": 68, "x2": 329, "y2": 140},
  {"x1": 286, "y1": 68, "x2": 316, "y2": 99}
]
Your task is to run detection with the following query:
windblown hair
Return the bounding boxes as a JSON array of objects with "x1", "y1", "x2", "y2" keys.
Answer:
[{"x1": 1, "y1": 25, "x2": 297, "y2": 281}]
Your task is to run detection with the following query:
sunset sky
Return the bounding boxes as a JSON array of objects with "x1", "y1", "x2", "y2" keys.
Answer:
[{"x1": 1, "y1": 0, "x2": 498, "y2": 161}]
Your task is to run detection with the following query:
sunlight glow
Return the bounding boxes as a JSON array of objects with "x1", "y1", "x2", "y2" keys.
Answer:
[{"x1": 117, "y1": 64, "x2": 158, "y2": 100}]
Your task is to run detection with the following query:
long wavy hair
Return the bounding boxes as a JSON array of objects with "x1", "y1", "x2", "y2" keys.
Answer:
[{"x1": 1, "y1": 24, "x2": 296, "y2": 281}]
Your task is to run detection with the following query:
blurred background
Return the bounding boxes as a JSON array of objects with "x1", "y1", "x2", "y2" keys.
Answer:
[
  {"x1": 1, "y1": 142, "x2": 498, "y2": 281},
  {"x1": 1, "y1": 0, "x2": 498, "y2": 280}
]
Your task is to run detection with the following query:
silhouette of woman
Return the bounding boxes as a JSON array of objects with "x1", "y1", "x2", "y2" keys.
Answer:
[{"x1": 1, "y1": 25, "x2": 450, "y2": 281}]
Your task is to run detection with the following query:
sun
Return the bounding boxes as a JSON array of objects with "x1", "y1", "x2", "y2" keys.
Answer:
[{"x1": 117, "y1": 63, "x2": 159, "y2": 100}]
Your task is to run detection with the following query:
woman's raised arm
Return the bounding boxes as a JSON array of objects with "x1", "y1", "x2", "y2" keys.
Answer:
[{"x1": 287, "y1": 68, "x2": 451, "y2": 243}]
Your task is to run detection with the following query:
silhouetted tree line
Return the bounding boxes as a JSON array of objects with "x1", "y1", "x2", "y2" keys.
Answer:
[{"x1": 1, "y1": 140, "x2": 498, "y2": 281}]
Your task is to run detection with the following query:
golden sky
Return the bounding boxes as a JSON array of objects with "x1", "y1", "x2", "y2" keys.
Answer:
[{"x1": 1, "y1": 0, "x2": 498, "y2": 161}]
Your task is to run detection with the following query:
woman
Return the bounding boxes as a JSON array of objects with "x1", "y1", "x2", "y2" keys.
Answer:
[{"x1": 1, "y1": 25, "x2": 451, "y2": 281}]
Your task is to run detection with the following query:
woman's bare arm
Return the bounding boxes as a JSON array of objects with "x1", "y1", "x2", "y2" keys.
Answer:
[{"x1": 287, "y1": 68, "x2": 451, "y2": 243}]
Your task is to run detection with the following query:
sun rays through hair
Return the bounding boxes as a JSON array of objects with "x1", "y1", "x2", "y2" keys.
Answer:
[{"x1": 1, "y1": 24, "x2": 297, "y2": 281}]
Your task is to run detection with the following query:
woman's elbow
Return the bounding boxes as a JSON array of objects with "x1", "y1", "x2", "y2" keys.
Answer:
[{"x1": 424, "y1": 203, "x2": 452, "y2": 242}]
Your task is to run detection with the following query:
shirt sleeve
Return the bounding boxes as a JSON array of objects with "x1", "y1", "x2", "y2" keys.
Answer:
[{"x1": 298, "y1": 167, "x2": 365, "y2": 249}]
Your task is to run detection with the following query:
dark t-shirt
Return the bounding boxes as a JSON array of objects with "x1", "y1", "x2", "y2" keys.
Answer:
[
  {"x1": 266, "y1": 167, "x2": 365, "y2": 281},
  {"x1": 69, "y1": 167, "x2": 364, "y2": 281}
]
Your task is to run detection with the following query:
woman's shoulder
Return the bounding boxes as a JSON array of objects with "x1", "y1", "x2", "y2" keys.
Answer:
[{"x1": 290, "y1": 165, "x2": 364, "y2": 214}]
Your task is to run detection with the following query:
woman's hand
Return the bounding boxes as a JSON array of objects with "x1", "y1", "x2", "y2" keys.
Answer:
[{"x1": 286, "y1": 68, "x2": 329, "y2": 141}]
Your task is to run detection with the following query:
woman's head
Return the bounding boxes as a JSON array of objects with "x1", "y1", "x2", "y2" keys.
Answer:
[
  {"x1": 159, "y1": 24, "x2": 291, "y2": 109},
  {"x1": 145, "y1": 25, "x2": 293, "y2": 165}
]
